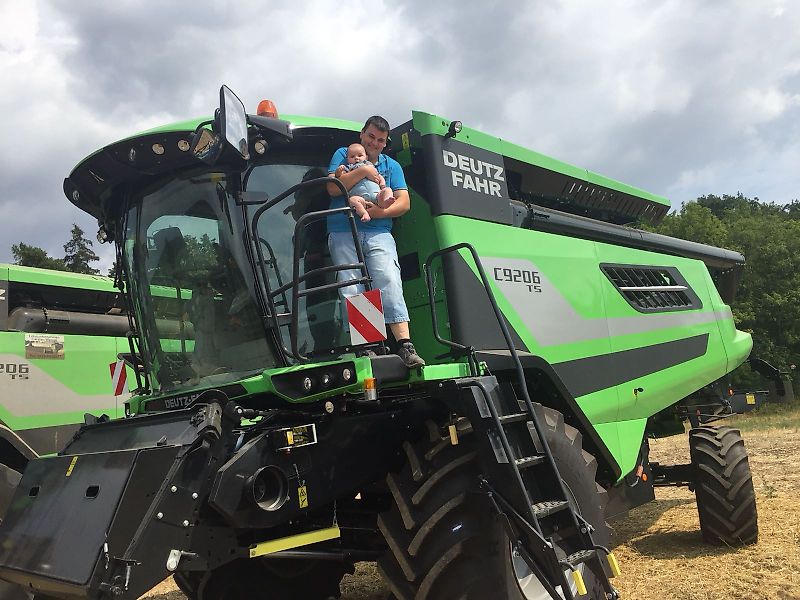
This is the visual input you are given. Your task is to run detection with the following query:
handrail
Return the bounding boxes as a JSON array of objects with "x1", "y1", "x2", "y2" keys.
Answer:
[
  {"x1": 422, "y1": 242, "x2": 586, "y2": 535},
  {"x1": 249, "y1": 176, "x2": 376, "y2": 362}
]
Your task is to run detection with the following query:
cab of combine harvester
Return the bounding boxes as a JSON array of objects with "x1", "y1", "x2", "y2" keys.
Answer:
[{"x1": 85, "y1": 87, "x2": 373, "y2": 405}]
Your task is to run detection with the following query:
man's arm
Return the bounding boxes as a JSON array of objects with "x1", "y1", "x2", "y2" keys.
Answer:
[
  {"x1": 365, "y1": 188, "x2": 410, "y2": 219},
  {"x1": 365, "y1": 155, "x2": 410, "y2": 217},
  {"x1": 326, "y1": 163, "x2": 381, "y2": 196}
]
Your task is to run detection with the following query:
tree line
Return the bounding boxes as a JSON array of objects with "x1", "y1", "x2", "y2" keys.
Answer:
[{"x1": 10, "y1": 224, "x2": 103, "y2": 275}]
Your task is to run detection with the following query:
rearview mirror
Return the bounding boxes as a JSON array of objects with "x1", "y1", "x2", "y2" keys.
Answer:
[
  {"x1": 220, "y1": 85, "x2": 249, "y2": 160},
  {"x1": 189, "y1": 85, "x2": 250, "y2": 165}
]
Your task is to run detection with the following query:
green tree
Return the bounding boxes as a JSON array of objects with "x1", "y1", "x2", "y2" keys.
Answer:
[
  {"x1": 645, "y1": 201, "x2": 729, "y2": 247},
  {"x1": 11, "y1": 242, "x2": 67, "y2": 271},
  {"x1": 108, "y1": 260, "x2": 120, "y2": 280},
  {"x1": 63, "y1": 224, "x2": 100, "y2": 274}
]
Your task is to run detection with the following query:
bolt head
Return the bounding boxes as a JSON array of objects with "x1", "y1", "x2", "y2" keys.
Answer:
[
  {"x1": 182, "y1": 520, "x2": 190, "y2": 527},
  {"x1": 171, "y1": 485, "x2": 178, "y2": 493},
  {"x1": 192, "y1": 492, "x2": 199, "y2": 499},
  {"x1": 156, "y1": 512, "x2": 163, "y2": 520}
]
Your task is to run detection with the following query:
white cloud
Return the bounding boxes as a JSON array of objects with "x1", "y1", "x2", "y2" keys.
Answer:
[{"x1": 2, "y1": 0, "x2": 800, "y2": 269}]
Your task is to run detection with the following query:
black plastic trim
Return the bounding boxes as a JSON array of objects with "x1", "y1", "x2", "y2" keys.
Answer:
[
  {"x1": 526, "y1": 204, "x2": 745, "y2": 270},
  {"x1": 553, "y1": 334, "x2": 710, "y2": 398}
]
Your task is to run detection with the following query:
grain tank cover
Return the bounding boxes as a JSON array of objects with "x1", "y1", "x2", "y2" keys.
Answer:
[{"x1": 402, "y1": 110, "x2": 671, "y2": 226}]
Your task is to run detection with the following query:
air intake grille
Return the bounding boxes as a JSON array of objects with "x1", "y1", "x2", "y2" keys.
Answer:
[{"x1": 602, "y1": 265, "x2": 700, "y2": 312}]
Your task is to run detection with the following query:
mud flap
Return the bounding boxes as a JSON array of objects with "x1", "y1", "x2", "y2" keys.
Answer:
[{"x1": 0, "y1": 403, "x2": 225, "y2": 599}]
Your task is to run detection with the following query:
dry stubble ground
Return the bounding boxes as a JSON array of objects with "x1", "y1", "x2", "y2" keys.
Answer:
[{"x1": 144, "y1": 415, "x2": 800, "y2": 600}]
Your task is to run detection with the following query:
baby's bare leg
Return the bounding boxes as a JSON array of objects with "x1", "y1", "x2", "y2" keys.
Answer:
[
  {"x1": 376, "y1": 186, "x2": 395, "y2": 209},
  {"x1": 348, "y1": 195, "x2": 371, "y2": 222}
]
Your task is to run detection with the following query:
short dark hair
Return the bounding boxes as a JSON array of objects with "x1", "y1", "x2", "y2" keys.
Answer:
[{"x1": 363, "y1": 115, "x2": 390, "y2": 133}]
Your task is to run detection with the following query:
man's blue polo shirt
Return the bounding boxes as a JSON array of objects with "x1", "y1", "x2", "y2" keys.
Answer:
[{"x1": 326, "y1": 148, "x2": 408, "y2": 234}]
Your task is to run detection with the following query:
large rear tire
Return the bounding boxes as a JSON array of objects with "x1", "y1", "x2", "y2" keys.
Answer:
[
  {"x1": 377, "y1": 406, "x2": 610, "y2": 600},
  {"x1": 689, "y1": 426, "x2": 758, "y2": 545}
]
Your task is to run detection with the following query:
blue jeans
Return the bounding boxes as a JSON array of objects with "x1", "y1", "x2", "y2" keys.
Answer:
[{"x1": 328, "y1": 230, "x2": 409, "y2": 324}]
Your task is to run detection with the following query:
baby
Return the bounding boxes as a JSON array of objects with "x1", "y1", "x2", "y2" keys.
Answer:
[{"x1": 334, "y1": 143, "x2": 395, "y2": 222}]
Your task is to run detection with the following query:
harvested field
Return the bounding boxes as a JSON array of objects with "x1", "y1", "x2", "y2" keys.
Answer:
[{"x1": 144, "y1": 415, "x2": 800, "y2": 600}]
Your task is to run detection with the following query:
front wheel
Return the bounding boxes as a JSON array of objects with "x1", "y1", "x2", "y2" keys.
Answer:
[
  {"x1": 377, "y1": 407, "x2": 610, "y2": 600},
  {"x1": 689, "y1": 426, "x2": 758, "y2": 545}
]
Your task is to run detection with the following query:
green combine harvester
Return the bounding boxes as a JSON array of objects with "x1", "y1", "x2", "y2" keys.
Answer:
[
  {"x1": 0, "y1": 87, "x2": 761, "y2": 599},
  {"x1": 0, "y1": 265, "x2": 132, "y2": 506}
]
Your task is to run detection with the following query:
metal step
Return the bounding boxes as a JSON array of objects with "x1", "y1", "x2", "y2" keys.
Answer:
[
  {"x1": 563, "y1": 548, "x2": 597, "y2": 567},
  {"x1": 531, "y1": 500, "x2": 570, "y2": 519},
  {"x1": 427, "y1": 243, "x2": 618, "y2": 599},
  {"x1": 515, "y1": 455, "x2": 546, "y2": 470},
  {"x1": 499, "y1": 412, "x2": 529, "y2": 425}
]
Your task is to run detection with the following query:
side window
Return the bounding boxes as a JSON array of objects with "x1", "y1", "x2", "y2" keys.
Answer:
[{"x1": 246, "y1": 162, "x2": 342, "y2": 356}]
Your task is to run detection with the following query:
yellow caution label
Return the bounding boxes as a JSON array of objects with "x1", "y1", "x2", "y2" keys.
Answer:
[
  {"x1": 65, "y1": 456, "x2": 78, "y2": 477},
  {"x1": 401, "y1": 132, "x2": 410, "y2": 150},
  {"x1": 286, "y1": 430, "x2": 294, "y2": 445},
  {"x1": 298, "y1": 485, "x2": 308, "y2": 508},
  {"x1": 746, "y1": 393, "x2": 756, "y2": 405},
  {"x1": 448, "y1": 424, "x2": 459, "y2": 446},
  {"x1": 607, "y1": 552, "x2": 621, "y2": 578},
  {"x1": 571, "y1": 569, "x2": 587, "y2": 596}
]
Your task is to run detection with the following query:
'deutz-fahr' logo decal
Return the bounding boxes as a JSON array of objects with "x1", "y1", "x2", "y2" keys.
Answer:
[{"x1": 442, "y1": 150, "x2": 505, "y2": 197}]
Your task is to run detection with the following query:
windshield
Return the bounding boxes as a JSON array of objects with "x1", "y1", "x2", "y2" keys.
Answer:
[{"x1": 125, "y1": 170, "x2": 277, "y2": 393}]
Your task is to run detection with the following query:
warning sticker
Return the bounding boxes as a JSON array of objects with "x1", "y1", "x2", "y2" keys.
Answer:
[
  {"x1": 25, "y1": 334, "x2": 65, "y2": 360},
  {"x1": 298, "y1": 485, "x2": 308, "y2": 508}
]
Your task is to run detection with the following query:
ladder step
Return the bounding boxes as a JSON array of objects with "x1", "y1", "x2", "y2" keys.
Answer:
[
  {"x1": 514, "y1": 455, "x2": 546, "y2": 469},
  {"x1": 499, "y1": 412, "x2": 529, "y2": 425},
  {"x1": 563, "y1": 549, "x2": 597, "y2": 567},
  {"x1": 530, "y1": 500, "x2": 570, "y2": 518}
]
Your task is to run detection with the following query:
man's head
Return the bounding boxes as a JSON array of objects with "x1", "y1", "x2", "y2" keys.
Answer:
[
  {"x1": 360, "y1": 115, "x2": 390, "y2": 161},
  {"x1": 346, "y1": 143, "x2": 368, "y2": 164}
]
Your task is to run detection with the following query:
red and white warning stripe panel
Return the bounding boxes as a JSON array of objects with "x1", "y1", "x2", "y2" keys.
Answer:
[
  {"x1": 109, "y1": 360, "x2": 129, "y2": 396},
  {"x1": 346, "y1": 289, "x2": 387, "y2": 346}
]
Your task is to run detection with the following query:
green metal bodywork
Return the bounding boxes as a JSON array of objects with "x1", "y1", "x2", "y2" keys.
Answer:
[
  {"x1": 0, "y1": 264, "x2": 129, "y2": 453},
  {"x1": 56, "y1": 108, "x2": 751, "y2": 482},
  {"x1": 409, "y1": 111, "x2": 670, "y2": 208}
]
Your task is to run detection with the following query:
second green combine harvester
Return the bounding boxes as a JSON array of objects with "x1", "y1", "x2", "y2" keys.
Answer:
[{"x1": 0, "y1": 87, "x2": 758, "y2": 599}]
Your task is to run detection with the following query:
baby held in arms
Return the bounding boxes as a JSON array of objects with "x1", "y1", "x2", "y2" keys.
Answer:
[{"x1": 334, "y1": 143, "x2": 395, "y2": 222}]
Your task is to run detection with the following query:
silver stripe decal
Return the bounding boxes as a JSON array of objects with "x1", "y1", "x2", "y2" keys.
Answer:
[
  {"x1": 480, "y1": 256, "x2": 731, "y2": 347},
  {"x1": 0, "y1": 353, "x2": 121, "y2": 417}
]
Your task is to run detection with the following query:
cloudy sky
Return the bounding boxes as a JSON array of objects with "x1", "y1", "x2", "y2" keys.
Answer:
[{"x1": 1, "y1": 0, "x2": 799, "y2": 270}]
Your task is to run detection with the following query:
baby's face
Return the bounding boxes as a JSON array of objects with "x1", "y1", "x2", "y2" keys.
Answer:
[{"x1": 347, "y1": 145, "x2": 367, "y2": 163}]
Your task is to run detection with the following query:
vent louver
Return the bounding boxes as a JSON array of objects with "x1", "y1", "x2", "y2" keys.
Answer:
[{"x1": 602, "y1": 265, "x2": 700, "y2": 312}]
